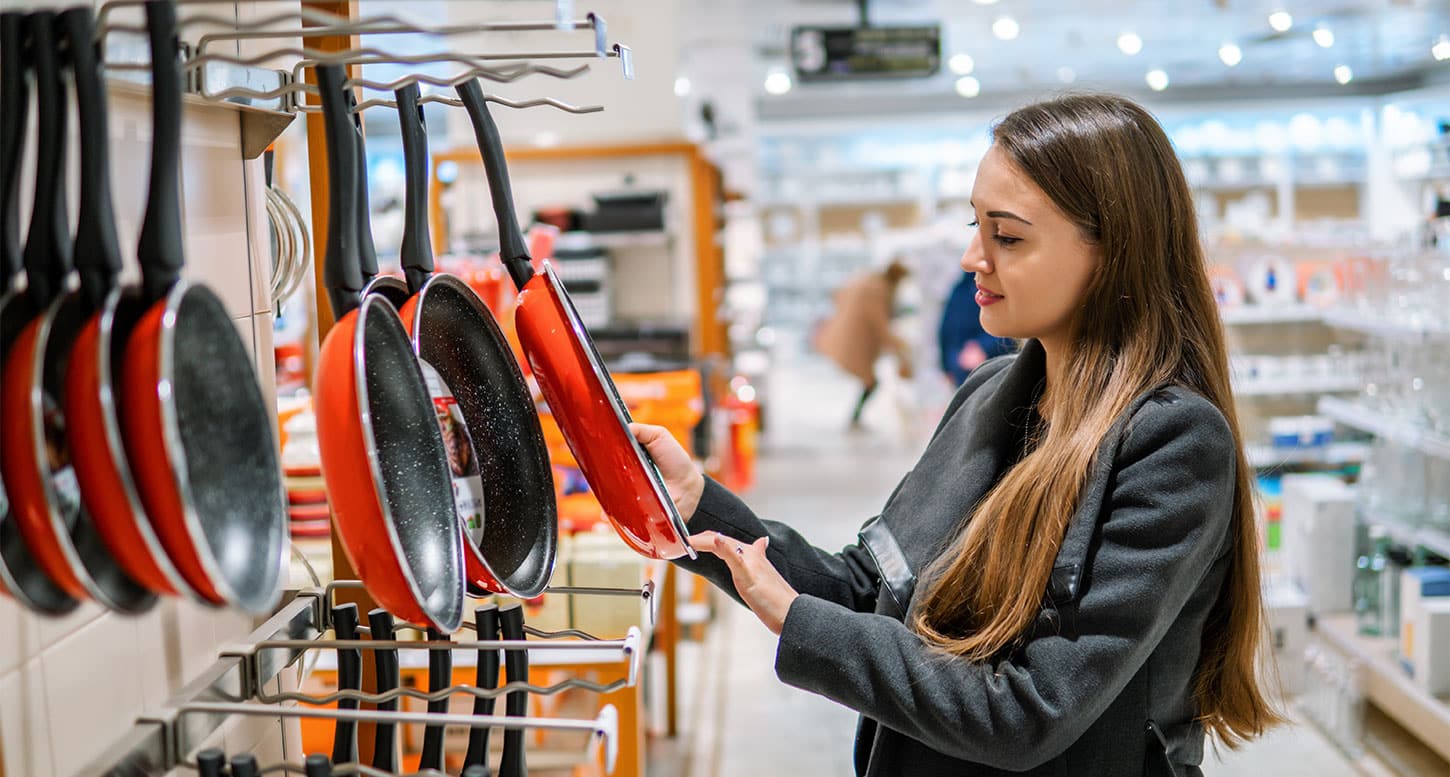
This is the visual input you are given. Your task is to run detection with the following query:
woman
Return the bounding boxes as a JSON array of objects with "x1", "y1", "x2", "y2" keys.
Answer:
[
  {"x1": 813, "y1": 258, "x2": 913, "y2": 427},
  {"x1": 633, "y1": 93, "x2": 1281, "y2": 776}
]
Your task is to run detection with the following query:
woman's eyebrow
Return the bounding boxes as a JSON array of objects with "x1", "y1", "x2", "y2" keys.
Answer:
[{"x1": 968, "y1": 200, "x2": 1033, "y2": 226}]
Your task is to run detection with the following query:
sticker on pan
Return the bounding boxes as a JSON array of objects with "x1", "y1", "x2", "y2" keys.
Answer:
[{"x1": 419, "y1": 360, "x2": 485, "y2": 544}]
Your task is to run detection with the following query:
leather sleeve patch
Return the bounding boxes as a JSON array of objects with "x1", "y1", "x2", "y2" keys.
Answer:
[{"x1": 859, "y1": 516, "x2": 917, "y2": 614}]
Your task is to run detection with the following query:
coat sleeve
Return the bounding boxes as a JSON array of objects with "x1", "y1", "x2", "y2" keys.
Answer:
[
  {"x1": 670, "y1": 356, "x2": 1016, "y2": 612},
  {"x1": 771, "y1": 393, "x2": 1237, "y2": 772}
]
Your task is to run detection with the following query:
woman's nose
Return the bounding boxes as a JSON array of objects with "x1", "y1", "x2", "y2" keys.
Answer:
[{"x1": 961, "y1": 231, "x2": 990, "y2": 274}]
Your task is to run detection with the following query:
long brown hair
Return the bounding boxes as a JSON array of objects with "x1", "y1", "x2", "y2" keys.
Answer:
[{"x1": 912, "y1": 94, "x2": 1281, "y2": 746}]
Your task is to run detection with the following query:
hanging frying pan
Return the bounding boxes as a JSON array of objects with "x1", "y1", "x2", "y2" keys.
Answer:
[
  {"x1": 115, "y1": 0, "x2": 285, "y2": 614},
  {"x1": 0, "y1": 10, "x2": 79, "y2": 617},
  {"x1": 312, "y1": 62, "x2": 464, "y2": 633},
  {"x1": 455, "y1": 80, "x2": 693, "y2": 561},
  {"x1": 60, "y1": 6, "x2": 193, "y2": 600},
  {"x1": 0, "y1": 8, "x2": 157, "y2": 614},
  {"x1": 391, "y1": 84, "x2": 556, "y2": 599}
]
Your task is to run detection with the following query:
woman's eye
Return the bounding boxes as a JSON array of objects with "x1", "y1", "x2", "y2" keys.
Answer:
[
  {"x1": 992, "y1": 234, "x2": 1021, "y2": 247},
  {"x1": 967, "y1": 220, "x2": 980, "y2": 229}
]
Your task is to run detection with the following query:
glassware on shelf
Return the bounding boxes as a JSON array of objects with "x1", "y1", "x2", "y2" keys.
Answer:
[{"x1": 1354, "y1": 526, "x2": 1390, "y2": 636}]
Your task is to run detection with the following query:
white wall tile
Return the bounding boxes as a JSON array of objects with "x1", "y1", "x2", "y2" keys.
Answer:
[
  {"x1": 35, "y1": 600, "x2": 105, "y2": 651},
  {"x1": 0, "y1": 661, "x2": 54, "y2": 777},
  {"x1": 242, "y1": 157, "x2": 275, "y2": 317},
  {"x1": 41, "y1": 615, "x2": 146, "y2": 776},
  {"x1": 234, "y1": 314, "x2": 258, "y2": 364},
  {"x1": 0, "y1": 596, "x2": 41, "y2": 676},
  {"x1": 133, "y1": 603, "x2": 176, "y2": 712},
  {"x1": 253, "y1": 313, "x2": 278, "y2": 421},
  {"x1": 179, "y1": 105, "x2": 253, "y2": 319}
]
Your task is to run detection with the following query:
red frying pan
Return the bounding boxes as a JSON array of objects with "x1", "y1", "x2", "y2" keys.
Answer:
[
  {"x1": 390, "y1": 84, "x2": 557, "y2": 599},
  {"x1": 1, "y1": 8, "x2": 158, "y2": 613},
  {"x1": 313, "y1": 63, "x2": 464, "y2": 633},
  {"x1": 455, "y1": 81, "x2": 694, "y2": 561},
  {"x1": 0, "y1": 10, "x2": 79, "y2": 617},
  {"x1": 115, "y1": 1, "x2": 285, "y2": 613}
]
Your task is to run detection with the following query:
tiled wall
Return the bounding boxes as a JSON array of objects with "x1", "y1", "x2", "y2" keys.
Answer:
[{"x1": 1, "y1": 2, "x2": 301, "y2": 774}]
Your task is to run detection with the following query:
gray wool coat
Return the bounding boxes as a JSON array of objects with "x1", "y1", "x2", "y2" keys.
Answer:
[{"x1": 674, "y1": 339, "x2": 1237, "y2": 776}]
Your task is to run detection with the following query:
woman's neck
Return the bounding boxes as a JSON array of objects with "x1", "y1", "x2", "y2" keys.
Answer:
[{"x1": 1037, "y1": 336, "x2": 1068, "y2": 417}]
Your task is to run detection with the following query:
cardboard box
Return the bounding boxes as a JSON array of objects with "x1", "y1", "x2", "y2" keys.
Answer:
[{"x1": 1280, "y1": 475, "x2": 1357, "y2": 614}]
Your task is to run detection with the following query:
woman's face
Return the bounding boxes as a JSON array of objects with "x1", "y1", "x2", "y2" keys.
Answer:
[{"x1": 961, "y1": 144, "x2": 1099, "y2": 349}]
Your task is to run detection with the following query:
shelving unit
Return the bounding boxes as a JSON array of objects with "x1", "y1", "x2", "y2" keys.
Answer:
[
  {"x1": 1245, "y1": 441, "x2": 1368, "y2": 469},
  {"x1": 1233, "y1": 376, "x2": 1362, "y2": 397},
  {"x1": 1317, "y1": 397, "x2": 1450, "y2": 460},
  {"x1": 1322, "y1": 309, "x2": 1450, "y2": 339},
  {"x1": 1219, "y1": 305, "x2": 1325, "y2": 325},
  {"x1": 1314, "y1": 614, "x2": 1450, "y2": 765},
  {"x1": 1359, "y1": 509, "x2": 1450, "y2": 560}
]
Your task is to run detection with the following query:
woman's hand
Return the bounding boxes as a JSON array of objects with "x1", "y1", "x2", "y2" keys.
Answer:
[
  {"x1": 630, "y1": 423, "x2": 704, "y2": 522},
  {"x1": 688, "y1": 532, "x2": 799, "y2": 635}
]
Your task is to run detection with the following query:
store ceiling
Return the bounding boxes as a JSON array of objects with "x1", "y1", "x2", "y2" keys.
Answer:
[{"x1": 736, "y1": 0, "x2": 1450, "y2": 120}]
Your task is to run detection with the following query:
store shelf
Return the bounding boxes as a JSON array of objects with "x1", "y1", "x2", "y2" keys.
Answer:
[
  {"x1": 1314, "y1": 613, "x2": 1450, "y2": 764},
  {"x1": 1233, "y1": 376, "x2": 1362, "y2": 396},
  {"x1": 1360, "y1": 511, "x2": 1450, "y2": 560},
  {"x1": 1318, "y1": 397, "x2": 1450, "y2": 461},
  {"x1": 585, "y1": 230, "x2": 673, "y2": 249},
  {"x1": 1219, "y1": 304, "x2": 1324, "y2": 325},
  {"x1": 1321, "y1": 309, "x2": 1450, "y2": 339},
  {"x1": 1245, "y1": 441, "x2": 1369, "y2": 469}
]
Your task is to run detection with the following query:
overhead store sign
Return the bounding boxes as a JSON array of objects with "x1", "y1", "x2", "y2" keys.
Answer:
[{"x1": 790, "y1": 25, "x2": 941, "y2": 81}]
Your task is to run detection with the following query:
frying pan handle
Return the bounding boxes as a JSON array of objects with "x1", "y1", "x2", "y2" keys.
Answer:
[
  {"x1": 62, "y1": 7, "x2": 123, "y2": 309},
  {"x1": 463, "y1": 603, "x2": 501, "y2": 772},
  {"x1": 315, "y1": 64, "x2": 364, "y2": 317},
  {"x1": 0, "y1": 12, "x2": 29, "y2": 291},
  {"x1": 353, "y1": 111, "x2": 382, "y2": 283},
  {"x1": 138, "y1": 0, "x2": 184, "y2": 303},
  {"x1": 420, "y1": 626, "x2": 453, "y2": 772},
  {"x1": 330, "y1": 603, "x2": 362, "y2": 766},
  {"x1": 22, "y1": 11, "x2": 72, "y2": 307},
  {"x1": 395, "y1": 83, "x2": 435, "y2": 294},
  {"x1": 229, "y1": 753, "x2": 261, "y2": 777},
  {"x1": 455, "y1": 79, "x2": 534, "y2": 291},
  {"x1": 366, "y1": 608, "x2": 400, "y2": 773},
  {"x1": 498, "y1": 603, "x2": 530, "y2": 777}
]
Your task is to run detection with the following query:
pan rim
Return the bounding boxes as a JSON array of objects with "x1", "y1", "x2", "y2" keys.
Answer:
[
  {"x1": 352, "y1": 293, "x2": 465, "y2": 632},
  {"x1": 22, "y1": 291, "x2": 156, "y2": 613},
  {"x1": 538, "y1": 261, "x2": 695, "y2": 560},
  {"x1": 412, "y1": 272, "x2": 557, "y2": 599},
  {"x1": 90, "y1": 285, "x2": 200, "y2": 599},
  {"x1": 153, "y1": 281, "x2": 286, "y2": 614}
]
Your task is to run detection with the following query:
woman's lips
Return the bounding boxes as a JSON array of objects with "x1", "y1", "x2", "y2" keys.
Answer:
[{"x1": 976, "y1": 286, "x2": 1004, "y2": 306}]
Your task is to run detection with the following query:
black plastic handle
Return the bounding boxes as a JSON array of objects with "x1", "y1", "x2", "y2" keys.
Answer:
[
  {"x1": 194, "y1": 748, "x2": 226, "y2": 777},
  {"x1": 498, "y1": 603, "x2": 529, "y2": 777},
  {"x1": 137, "y1": 0, "x2": 184, "y2": 303},
  {"x1": 420, "y1": 626, "x2": 454, "y2": 772},
  {"x1": 366, "y1": 608, "x2": 400, "y2": 773},
  {"x1": 353, "y1": 111, "x2": 381, "y2": 283},
  {"x1": 315, "y1": 64, "x2": 363, "y2": 317},
  {"x1": 229, "y1": 753, "x2": 260, "y2": 777},
  {"x1": 303, "y1": 753, "x2": 332, "y2": 777},
  {"x1": 62, "y1": 7, "x2": 122, "y2": 309},
  {"x1": 22, "y1": 11, "x2": 72, "y2": 307},
  {"x1": 330, "y1": 603, "x2": 361, "y2": 766},
  {"x1": 464, "y1": 766, "x2": 491, "y2": 777},
  {"x1": 1, "y1": 11, "x2": 29, "y2": 291},
  {"x1": 455, "y1": 79, "x2": 533, "y2": 291},
  {"x1": 463, "y1": 603, "x2": 501, "y2": 772},
  {"x1": 395, "y1": 83, "x2": 435, "y2": 293}
]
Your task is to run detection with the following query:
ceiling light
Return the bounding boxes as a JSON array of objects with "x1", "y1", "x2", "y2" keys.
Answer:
[
  {"x1": 1268, "y1": 11, "x2": 1293, "y2": 33},
  {"x1": 1313, "y1": 25, "x2": 1334, "y2": 48},
  {"x1": 764, "y1": 70, "x2": 792, "y2": 95},
  {"x1": 954, "y1": 76, "x2": 981, "y2": 98},
  {"x1": 1218, "y1": 43, "x2": 1242, "y2": 66},
  {"x1": 1146, "y1": 68, "x2": 1169, "y2": 91},
  {"x1": 949, "y1": 53, "x2": 975, "y2": 75},
  {"x1": 1057, "y1": 66, "x2": 1077, "y2": 84},
  {"x1": 992, "y1": 16, "x2": 1019, "y2": 41},
  {"x1": 673, "y1": 76, "x2": 691, "y2": 97},
  {"x1": 1434, "y1": 36, "x2": 1450, "y2": 61},
  {"x1": 1117, "y1": 32, "x2": 1143, "y2": 56},
  {"x1": 1334, "y1": 64, "x2": 1353, "y2": 84}
]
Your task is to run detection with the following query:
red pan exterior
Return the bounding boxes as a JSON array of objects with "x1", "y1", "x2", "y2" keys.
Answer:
[
  {"x1": 64, "y1": 315, "x2": 182, "y2": 595},
  {"x1": 397, "y1": 293, "x2": 508, "y2": 596},
  {"x1": 512, "y1": 265, "x2": 691, "y2": 560},
  {"x1": 315, "y1": 306, "x2": 438, "y2": 627},
  {"x1": 0, "y1": 319, "x2": 88, "y2": 598},
  {"x1": 119, "y1": 302, "x2": 225, "y2": 604}
]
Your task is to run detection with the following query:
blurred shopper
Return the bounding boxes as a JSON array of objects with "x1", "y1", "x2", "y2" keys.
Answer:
[
  {"x1": 636, "y1": 93, "x2": 1280, "y2": 776},
  {"x1": 814, "y1": 258, "x2": 913, "y2": 428},
  {"x1": 938, "y1": 270, "x2": 1016, "y2": 385}
]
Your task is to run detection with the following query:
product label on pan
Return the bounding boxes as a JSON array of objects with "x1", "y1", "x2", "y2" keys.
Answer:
[{"x1": 419, "y1": 360, "x2": 486, "y2": 543}]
